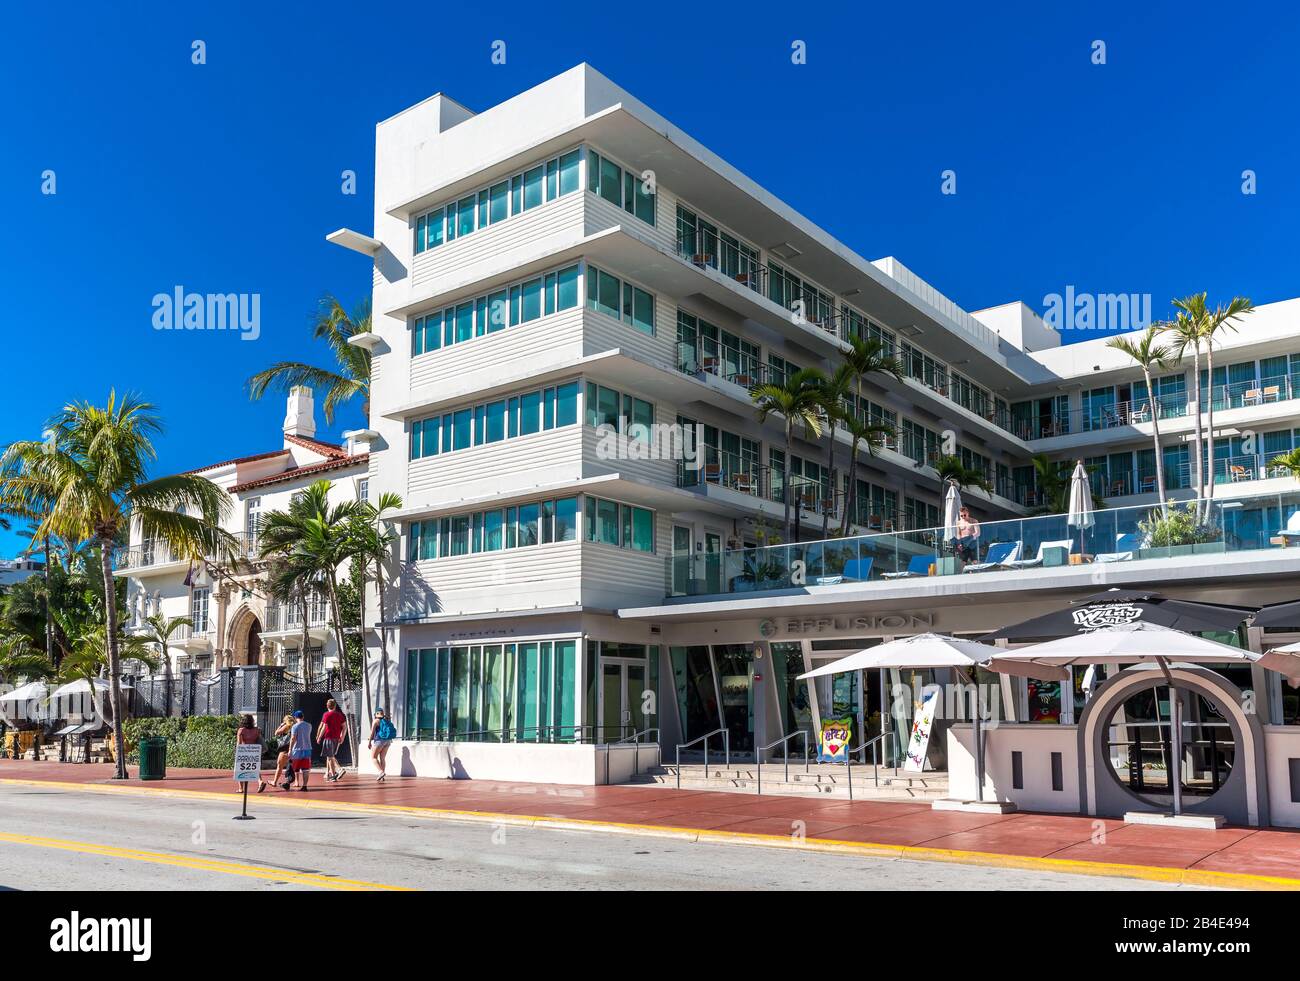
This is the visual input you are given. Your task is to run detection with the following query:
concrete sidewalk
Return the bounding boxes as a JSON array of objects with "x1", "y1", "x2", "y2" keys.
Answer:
[{"x1": 4, "y1": 759, "x2": 1300, "y2": 888}]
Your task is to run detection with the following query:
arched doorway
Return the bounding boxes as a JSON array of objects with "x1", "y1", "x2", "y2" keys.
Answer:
[
  {"x1": 1077, "y1": 665, "x2": 1269, "y2": 826},
  {"x1": 227, "y1": 607, "x2": 264, "y2": 667}
]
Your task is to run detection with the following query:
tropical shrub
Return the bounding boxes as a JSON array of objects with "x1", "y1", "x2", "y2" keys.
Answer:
[
  {"x1": 123, "y1": 714, "x2": 241, "y2": 768},
  {"x1": 1139, "y1": 503, "x2": 1220, "y2": 547}
]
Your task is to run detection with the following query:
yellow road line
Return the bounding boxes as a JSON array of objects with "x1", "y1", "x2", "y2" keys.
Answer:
[
  {"x1": 0, "y1": 829, "x2": 410, "y2": 891},
  {"x1": 3, "y1": 776, "x2": 1296, "y2": 890}
]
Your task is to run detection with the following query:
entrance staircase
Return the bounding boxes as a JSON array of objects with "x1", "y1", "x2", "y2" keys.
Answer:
[{"x1": 625, "y1": 761, "x2": 949, "y2": 802}]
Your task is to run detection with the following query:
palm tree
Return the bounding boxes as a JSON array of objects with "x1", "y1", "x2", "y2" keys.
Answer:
[
  {"x1": 0, "y1": 632, "x2": 53, "y2": 687},
  {"x1": 934, "y1": 455, "x2": 993, "y2": 494},
  {"x1": 750, "y1": 368, "x2": 826, "y2": 542},
  {"x1": 1186, "y1": 294, "x2": 1254, "y2": 502},
  {"x1": 247, "y1": 297, "x2": 373, "y2": 424},
  {"x1": 1158, "y1": 306, "x2": 1206, "y2": 509},
  {"x1": 140, "y1": 613, "x2": 193, "y2": 685},
  {"x1": 1268, "y1": 447, "x2": 1300, "y2": 480},
  {"x1": 837, "y1": 335, "x2": 903, "y2": 532},
  {"x1": 815, "y1": 365, "x2": 851, "y2": 539},
  {"x1": 838, "y1": 415, "x2": 895, "y2": 534},
  {"x1": 348, "y1": 492, "x2": 403, "y2": 712},
  {"x1": 257, "y1": 481, "x2": 366, "y2": 692},
  {"x1": 54, "y1": 614, "x2": 157, "y2": 757},
  {"x1": 1107, "y1": 328, "x2": 1174, "y2": 508},
  {"x1": 0, "y1": 393, "x2": 232, "y2": 778},
  {"x1": 1024, "y1": 454, "x2": 1104, "y2": 515}
]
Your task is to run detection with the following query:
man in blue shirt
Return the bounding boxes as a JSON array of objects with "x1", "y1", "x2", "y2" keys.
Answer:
[{"x1": 288, "y1": 710, "x2": 313, "y2": 791}]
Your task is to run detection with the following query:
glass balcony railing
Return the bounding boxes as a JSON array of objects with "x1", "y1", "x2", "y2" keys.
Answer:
[{"x1": 665, "y1": 489, "x2": 1300, "y2": 598}]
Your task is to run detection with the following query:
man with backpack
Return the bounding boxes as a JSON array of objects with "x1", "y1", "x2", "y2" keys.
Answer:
[{"x1": 368, "y1": 707, "x2": 396, "y2": 783}]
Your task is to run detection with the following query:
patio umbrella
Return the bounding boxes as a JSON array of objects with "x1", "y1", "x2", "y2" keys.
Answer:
[
  {"x1": 0, "y1": 681, "x2": 50, "y2": 722},
  {"x1": 979, "y1": 588, "x2": 1254, "y2": 642},
  {"x1": 1067, "y1": 460, "x2": 1093, "y2": 555},
  {"x1": 798, "y1": 634, "x2": 1063, "y2": 802},
  {"x1": 986, "y1": 622, "x2": 1284, "y2": 816},
  {"x1": 1252, "y1": 599, "x2": 1300, "y2": 632},
  {"x1": 941, "y1": 480, "x2": 962, "y2": 543}
]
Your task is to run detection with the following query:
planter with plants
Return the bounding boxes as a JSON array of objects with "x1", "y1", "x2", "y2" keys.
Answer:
[{"x1": 1137, "y1": 503, "x2": 1225, "y2": 560}]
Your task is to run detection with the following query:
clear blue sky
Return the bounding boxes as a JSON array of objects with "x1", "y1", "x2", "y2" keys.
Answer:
[{"x1": 2, "y1": 1, "x2": 1297, "y2": 556}]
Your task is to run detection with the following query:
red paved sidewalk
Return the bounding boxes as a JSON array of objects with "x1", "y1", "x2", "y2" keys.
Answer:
[{"x1": 5, "y1": 759, "x2": 1300, "y2": 884}]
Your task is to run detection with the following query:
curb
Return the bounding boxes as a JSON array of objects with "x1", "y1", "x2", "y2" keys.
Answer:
[{"x1": 3, "y1": 777, "x2": 1296, "y2": 890}]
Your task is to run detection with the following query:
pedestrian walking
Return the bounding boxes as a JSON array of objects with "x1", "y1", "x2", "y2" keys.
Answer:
[
  {"x1": 267, "y1": 714, "x2": 295, "y2": 792},
  {"x1": 288, "y1": 710, "x2": 313, "y2": 791},
  {"x1": 317, "y1": 698, "x2": 349, "y2": 782},
  {"x1": 368, "y1": 707, "x2": 396, "y2": 782}
]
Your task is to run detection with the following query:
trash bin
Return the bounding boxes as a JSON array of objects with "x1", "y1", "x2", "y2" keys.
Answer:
[{"x1": 138, "y1": 736, "x2": 167, "y2": 781}]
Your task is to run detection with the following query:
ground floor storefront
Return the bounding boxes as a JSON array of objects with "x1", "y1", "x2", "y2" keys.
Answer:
[{"x1": 372, "y1": 579, "x2": 1300, "y2": 827}]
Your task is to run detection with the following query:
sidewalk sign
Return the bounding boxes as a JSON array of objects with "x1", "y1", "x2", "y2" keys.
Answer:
[
  {"x1": 817, "y1": 716, "x2": 852, "y2": 763},
  {"x1": 903, "y1": 686, "x2": 940, "y2": 773},
  {"x1": 233, "y1": 743, "x2": 261, "y2": 820}
]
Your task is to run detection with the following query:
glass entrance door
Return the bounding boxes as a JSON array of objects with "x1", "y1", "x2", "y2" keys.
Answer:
[
  {"x1": 712, "y1": 644, "x2": 755, "y2": 754},
  {"x1": 599, "y1": 659, "x2": 647, "y2": 742}
]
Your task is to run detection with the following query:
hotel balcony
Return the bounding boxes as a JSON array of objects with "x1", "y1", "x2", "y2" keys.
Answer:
[
  {"x1": 260, "y1": 600, "x2": 332, "y2": 642},
  {"x1": 113, "y1": 531, "x2": 262, "y2": 577},
  {"x1": 663, "y1": 487, "x2": 1300, "y2": 600}
]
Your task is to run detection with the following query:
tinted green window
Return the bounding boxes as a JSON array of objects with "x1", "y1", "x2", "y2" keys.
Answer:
[
  {"x1": 539, "y1": 642, "x2": 553, "y2": 737},
  {"x1": 511, "y1": 174, "x2": 522, "y2": 214},
  {"x1": 518, "y1": 643, "x2": 539, "y2": 738},
  {"x1": 484, "y1": 645, "x2": 505, "y2": 735},
  {"x1": 489, "y1": 182, "x2": 509, "y2": 224},
  {"x1": 555, "y1": 640, "x2": 577, "y2": 736},
  {"x1": 452, "y1": 409, "x2": 472, "y2": 450},
  {"x1": 599, "y1": 156, "x2": 622, "y2": 205},
  {"x1": 483, "y1": 510, "x2": 503, "y2": 552},
  {"x1": 455, "y1": 304, "x2": 474, "y2": 342},
  {"x1": 523, "y1": 165, "x2": 544, "y2": 210},
  {"x1": 456, "y1": 195, "x2": 476, "y2": 236},
  {"x1": 545, "y1": 159, "x2": 558, "y2": 200},
  {"x1": 422, "y1": 417, "x2": 440, "y2": 457},
  {"x1": 589, "y1": 268, "x2": 621, "y2": 319},
  {"x1": 587, "y1": 383, "x2": 620, "y2": 429},
  {"x1": 520, "y1": 390, "x2": 541, "y2": 435},
  {"x1": 556, "y1": 264, "x2": 579, "y2": 310},
  {"x1": 558, "y1": 150, "x2": 580, "y2": 195},
  {"x1": 555, "y1": 382, "x2": 578, "y2": 427},
  {"x1": 423, "y1": 313, "x2": 442, "y2": 352},
  {"x1": 630, "y1": 286, "x2": 654, "y2": 334},
  {"x1": 484, "y1": 400, "x2": 506, "y2": 443},
  {"x1": 477, "y1": 190, "x2": 489, "y2": 228},
  {"x1": 627, "y1": 396, "x2": 654, "y2": 440},
  {"x1": 517, "y1": 502, "x2": 540, "y2": 547},
  {"x1": 415, "y1": 215, "x2": 426, "y2": 254},
  {"x1": 487, "y1": 291, "x2": 508, "y2": 332},
  {"x1": 588, "y1": 497, "x2": 620, "y2": 545},
  {"x1": 520, "y1": 277, "x2": 543, "y2": 322},
  {"x1": 627, "y1": 506, "x2": 654, "y2": 552},
  {"x1": 444, "y1": 201, "x2": 458, "y2": 242},
  {"x1": 450, "y1": 648, "x2": 471, "y2": 735},
  {"x1": 554, "y1": 497, "x2": 578, "y2": 541}
]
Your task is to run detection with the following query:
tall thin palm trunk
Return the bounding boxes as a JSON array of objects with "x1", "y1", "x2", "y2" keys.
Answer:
[
  {"x1": 98, "y1": 538, "x2": 127, "y2": 779},
  {"x1": 1189, "y1": 344, "x2": 1204, "y2": 518},
  {"x1": 1143, "y1": 367, "x2": 1168, "y2": 511},
  {"x1": 782, "y1": 420, "x2": 793, "y2": 543},
  {"x1": 43, "y1": 535, "x2": 55, "y2": 669},
  {"x1": 1205, "y1": 343, "x2": 1218, "y2": 506},
  {"x1": 374, "y1": 549, "x2": 392, "y2": 711}
]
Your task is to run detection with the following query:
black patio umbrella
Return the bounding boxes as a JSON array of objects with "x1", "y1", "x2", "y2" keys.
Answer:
[
  {"x1": 1252, "y1": 599, "x2": 1300, "y2": 632},
  {"x1": 979, "y1": 588, "x2": 1256, "y2": 642}
]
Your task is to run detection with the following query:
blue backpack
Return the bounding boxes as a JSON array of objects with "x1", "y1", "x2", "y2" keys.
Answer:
[{"x1": 376, "y1": 717, "x2": 396, "y2": 741}]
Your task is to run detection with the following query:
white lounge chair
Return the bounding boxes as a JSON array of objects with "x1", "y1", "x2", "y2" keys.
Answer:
[
  {"x1": 1007, "y1": 539, "x2": 1074, "y2": 569},
  {"x1": 1095, "y1": 532, "x2": 1142, "y2": 563},
  {"x1": 963, "y1": 541, "x2": 1021, "y2": 573}
]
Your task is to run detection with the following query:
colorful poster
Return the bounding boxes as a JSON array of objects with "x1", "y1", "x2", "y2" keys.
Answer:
[
  {"x1": 817, "y1": 716, "x2": 852, "y2": 763},
  {"x1": 903, "y1": 686, "x2": 940, "y2": 773}
]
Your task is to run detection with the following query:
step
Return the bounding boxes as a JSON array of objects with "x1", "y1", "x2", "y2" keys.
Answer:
[{"x1": 625, "y1": 770, "x2": 949, "y2": 801}]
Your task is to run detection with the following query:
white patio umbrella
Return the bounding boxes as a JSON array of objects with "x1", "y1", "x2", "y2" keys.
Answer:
[
  {"x1": 1067, "y1": 460, "x2": 1094, "y2": 556},
  {"x1": 986, "y1": 622, "x2": 1273, "y2": 816},
  {"x1": 0, "y1": 681, "x2": 50, "y2": 722},
  {"x1": 941, "y1": 480, "x2": 962, "y2": 543},
  {"x1": 798, "y1": 634, "x2": 1063, "y2": 802}
]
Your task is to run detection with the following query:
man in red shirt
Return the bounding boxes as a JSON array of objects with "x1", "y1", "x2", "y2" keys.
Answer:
[{"x1": 316, "y1": 699, "x2": 349, "y2": 782}]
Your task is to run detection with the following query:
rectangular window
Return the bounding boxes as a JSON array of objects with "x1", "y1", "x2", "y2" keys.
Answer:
[
  {"x1": 489, "y1": 182, "x2": 509, "y2": 224},
  {"x1": 522, "y1": 165, "x2": 544, "y2": 210},
  {"x1": 554, "y1": 497, "x2": 578, "y2": 542},
  {"x1": 626, "y1": 396, "x2": 653, "y2": 441},
  {"x1": 456, "y1": 195, "x2": 476, "y2": 237},
  {"x1": 511, "y1": 174, "x2": 523, "y2": 214},
  {"x1": 454, "y1": 303, "x2": 474, "y2": 343},
  {"x1": 556, "y1": 264, "x2": 579, "y2": 311},
  {"x1": 520, "y1": 277, "x2": 543, "y2": 323},
  {"x1": 588, "y1": 266, "x2": 621, "y2": 319},
  {"x1": 452, "y1": 409, "x2": 472, "y2": 450},
  {"x1": 517, "y1": 502, "x2": 540, "y2": 548},
  {"x1": 558, "y1": 150, "x2": 580, "y2": 195},
  {"x1": 487, "y1": 290, "x2": 508, "y2": 333},
  {"x1": 484, "y1": 400, "x2": 506, "y2": 443},
  {"x1": 483, "y1": 509, "x2": 504, "y2": 552},
  {"x1": 555, "y1": 381, "x2": 579, "y2": 427},
  {"x1": 519, "y1": 390, "x2": 541, "y2": 436},
  {"x1": 588, "y1": 497, "x2": 620, "y2": 545},
  {"x1": 545, "y1": 158, "x2": 558, "y2": 200}
]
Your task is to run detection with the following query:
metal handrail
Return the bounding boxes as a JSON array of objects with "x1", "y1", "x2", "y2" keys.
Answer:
[
  {"x1": 674, "y1": 727, "x2": 729, "y2": 789},
  {"x1": 845, "y1": 729, "x2": 893, "y2": 802},
  {"x1": 755, "y1": 729, "x2": 810, "y2": 795},
  {"x1": 605, "y1": 727, "x2": 661, "y2": 784}
]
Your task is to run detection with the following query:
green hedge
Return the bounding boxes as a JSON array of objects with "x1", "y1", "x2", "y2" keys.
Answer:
[{"x1": 124, "y1": 715, "x2": 244, "y2": 769}]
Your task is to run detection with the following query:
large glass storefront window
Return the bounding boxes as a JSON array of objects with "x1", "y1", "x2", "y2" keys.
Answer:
[
  {"x1": 713, "y1": 645, "x2": 756, "y2": 753},
  {"x1": 405, "y1": 640, "x2": 577, "y2": 742},
  {"x1": 670, "y1": 646, "x2": 720, "y2": 746},
  {"x1": 591, "y1": 641, "x2": 659, "y2": 743},
  {"x1": 771, "y1": 642, "x2": 813, "y2": 743}
]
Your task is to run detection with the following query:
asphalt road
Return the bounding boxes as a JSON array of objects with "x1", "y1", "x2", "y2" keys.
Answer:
[{"x1": 0, "y1": 783, "x2": 1209, "y2": 891}]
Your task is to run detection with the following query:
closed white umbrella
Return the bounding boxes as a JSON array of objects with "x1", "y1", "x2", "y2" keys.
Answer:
[
  {"x1": 51, "y1": 678, "x2": 112, "y2": 698},
  {"x1": 798, "y1": 633, "x2": 1060, "y2": 802},
  {"x1": 942, "y1": 480, "x2": 962, "y2": 542},
  {"x1": 987, "y1": 622, "x2": 1267, "y2": 816},
  {"x1": 1067, "y1": 460, "x2": 1094, "y2": 529}
]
